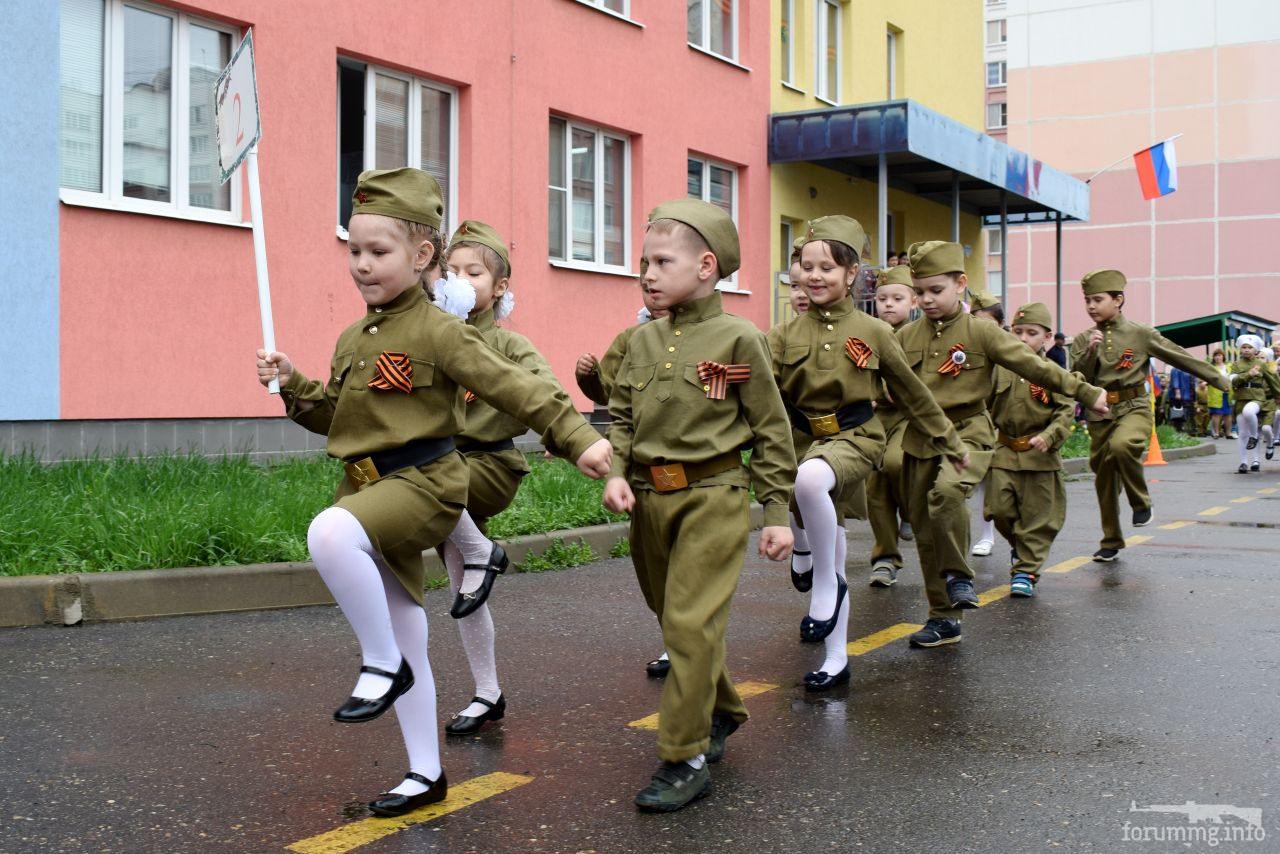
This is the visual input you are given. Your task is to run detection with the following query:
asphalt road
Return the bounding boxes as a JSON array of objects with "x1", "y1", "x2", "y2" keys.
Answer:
[{"x1": 2, "y1": 450, "x2": 1277, "y2": 853}]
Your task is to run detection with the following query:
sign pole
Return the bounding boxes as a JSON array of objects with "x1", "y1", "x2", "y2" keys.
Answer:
[{"x1": 245, "y1": 146, "x2": 278, "y2": 394}]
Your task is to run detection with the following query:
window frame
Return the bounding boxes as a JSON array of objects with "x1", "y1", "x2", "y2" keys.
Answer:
[
  {"x1": 780, "y1": 0, "x2": 795, "y2": 86},
  {"x1": 986, "y1": 101, "x2": 1007, "y2": 130},
  {"x1": 334, "y1": 61, "x2": 459, "y2": 239},
  {"x1": 58, "y1": 0, "x2": 244, "y2": 227},
  {"x1": 815, "y1": 0, "x2": 842, "y2": 105},
  {"x1": 548, "y1": 116, "x2": 632, "y2": 275},
  {"x1": 687, "y1": 153, "x2": 743, "y2": 292},
  {"x1": 687, "y1": 0, "x2": 739, "y2": 63},
  {"x1": 886, "y1": 28, "x2": 897, "y2": 99},
  {"x1": 985, "y1": 18, "x2": 1007, "y2": 46},
  {"x1": 987, "y1": 226, "x2": 1004, "y2": 255},
  {"x1": 986, "y1": 60, "x2": 1007, "y2": 87}
]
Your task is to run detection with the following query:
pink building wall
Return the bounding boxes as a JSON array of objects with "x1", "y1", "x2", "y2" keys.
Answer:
[
  {"x1": 1001, "y1": 28, "x2": 1280, "y2": 339},
  {"x1": 59, "y1": 0, "x2": 770, "y2": 419}
]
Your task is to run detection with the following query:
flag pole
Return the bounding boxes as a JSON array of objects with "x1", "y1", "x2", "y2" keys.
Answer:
[{"x1": 1086, "y1": 133, "x2": 1183, "y2": 184}]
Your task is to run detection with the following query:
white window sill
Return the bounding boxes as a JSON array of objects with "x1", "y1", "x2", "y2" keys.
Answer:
[
  {"x1": 569, "y1": 0, "x2": 644, "y2": 28},
  {"x1": 716, "y1": 284, "x2": 751, "y2": 295},
  {"x1": 60, "y1": 190, "x2": 249, "y2": 228},
  {"x1": 687, "y1": 43, "x2": 751, "y2": 72},
  {"x1": 815, "y1": 94, "x2": 839, "y2": 107},
  {"x1": 780, "y1": 81, "x2": 806, "y2": 94},
  {"x1": 549, "y1": 258, "x2": 637, "y2": 279}
]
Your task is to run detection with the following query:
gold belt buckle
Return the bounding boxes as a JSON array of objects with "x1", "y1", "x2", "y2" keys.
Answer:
[
  {"x1": 1012, "y1": 436, "x2": 1032, "y2": 452},
  {"x1": 1106, "y1": 390, "x2": 1122, "y2": 405},
  {"x1": 345, "y1": 457, "x2": 380, "y2": 486},
  {"x1": 649, "y1": 464, "x2": 689, "y2": 493},
  {"x1": 808, "y1": 413, "x2": 841, "y2": 437}
]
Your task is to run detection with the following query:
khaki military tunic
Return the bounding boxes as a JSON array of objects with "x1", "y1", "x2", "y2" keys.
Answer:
[
  {"x1": 896, "y1": 309, "x2": 1103, "y2": 620},
  {"x1": 866, "y1": 319, "x2": 911, "y2": 570},
  {"x1": 608, "y1": 291, "x2": 796, "y2": 762},
  {"x1": 1069, "y1": 315, "x2": 1229, "y2": 550},
  {"x1": 1229, "y1": 357, "x2": 1280, "y2": 422},
  {"x1": 282, "y1": 288, "x2": 600, "y2": 604},
  {"x1": 983, "y1": 363, "x2": 1076, "y2": 578}
]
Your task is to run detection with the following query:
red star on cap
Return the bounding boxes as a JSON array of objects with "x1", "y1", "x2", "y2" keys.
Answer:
[{"x1": 356, "y1": 191, "x2": 369, "y2": 203}]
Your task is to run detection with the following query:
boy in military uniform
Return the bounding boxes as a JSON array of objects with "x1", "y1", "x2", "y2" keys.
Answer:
[
  {"x1": 1228, "y1": 334, "x2": 1280, "y2": 473},
  {"x1": 603, "y1": 199, "x2": 796, "y2": 811},
  {"x1": 898, "y1": 242, "x2": 1109, "y2": 648},
  {"x1": 983, "y1": 303, "x2": 1076, "y2": 598},
  {"x1": 866, "y1": 264, "x2": 918, "y2": 587},
  {"x1": 256, "y1": 168, "x2": 611, "y2": 816},
  {"x1": 1068, "y1": 270, "x2": 1230, "y2": 559}
]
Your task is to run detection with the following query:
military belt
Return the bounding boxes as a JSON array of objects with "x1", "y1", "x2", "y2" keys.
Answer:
[
  {"x1": 997, "y1": 432, "x2": 1036, "y2": 452},
  {"x1": 456, "y1": 438, "x2": 517, "y2": 454},
  {"x1": 787, "y1": 401, "x2": 875, "y2": 438},
  {"x1": 643, "y1": 451, "x2": 742, "y2": 494},
  {"x1": 1104, "y1": 383, "x2": 1147, "y2": 405},
  {"x1": 344, "y1": 436, "x2": 456, "y2": 486}
]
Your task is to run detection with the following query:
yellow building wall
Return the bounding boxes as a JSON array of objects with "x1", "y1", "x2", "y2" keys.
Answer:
[{"x1": 770, "y1": 0, "x2": 987, "y2": 323}]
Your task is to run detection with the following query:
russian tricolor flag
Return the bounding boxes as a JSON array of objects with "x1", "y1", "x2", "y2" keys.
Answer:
[{"x1": 1134, "y1": 138, "x2": 1178, "y2": 200}]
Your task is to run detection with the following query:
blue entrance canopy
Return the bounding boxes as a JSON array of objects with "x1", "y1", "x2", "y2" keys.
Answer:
[{"x1": 769, "y1": 99, "x2": 1090, "y2": 222}]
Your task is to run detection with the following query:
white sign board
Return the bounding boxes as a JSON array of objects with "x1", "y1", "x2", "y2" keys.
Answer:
[{"x1": 215, "y1": 29, "x2": 261, "y2": 185}]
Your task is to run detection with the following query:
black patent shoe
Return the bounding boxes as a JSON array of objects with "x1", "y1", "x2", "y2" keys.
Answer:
[
  {"x1": 646, "y1": 656, "x2": 671, "y2": 679},
  {"x1": 334, "y1": 659, "x2": 414, "y2": 723},
  {"x1": 1251, "y1": 462, "x2": 1261, "y2": 472},
  {"x1": 803, "y1": 665, "x2": 851, "y2": 693},
  {"x1": 1092, "y1": 547, "x2": 1121, "y2": 562},
  {"x1": 799, "y1": 577, "x2": 848, "y2": 643},
  {"x1": 1237, "y1": 464, "x2": 1249, "y2": 474},
  {"x1": 450, "y1": 544, "x2": 509, "y2": 619},
  {"x1": 790, "y1": 549, "x2": 813, "y2": 592},
  {"x1": 368, "y1": 770, "x2": 448, "y2": 817},
  {"x1": 1246, "y1": 436, "x2": 1259, "y2": 450},
  {"x1": 444, "y1": 694, "x2": 506, "y2": 736}
]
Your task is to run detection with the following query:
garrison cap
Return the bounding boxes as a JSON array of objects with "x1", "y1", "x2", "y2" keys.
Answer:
[
  {"x1": 1081, "y1": 268, "x2": 1127, "y2": 295},
  {"x1": 1012, "y1": 302, "x2": 1054, "y2": 331},
  {"x1": 969, "y1": 290, "x2": 1001, "y2": 311},
  {"x1": 449, "y1": 220, "x2": 510, "y2": 273},
  {"x1": 352, "y1": 168, "x2": 444, "y2": 229},
  {"x1": 648, "y1": 198, "x2": 741, "y2": 279},
  {"x1": 907, "y1": 240, "x2": 967, "y2": 278},
  {"x1": 803, "y1": 215, "x2": 870, "y2": 261},
  {"x1": 876, "y1": 264, "x2": 915, "y2": 289}
]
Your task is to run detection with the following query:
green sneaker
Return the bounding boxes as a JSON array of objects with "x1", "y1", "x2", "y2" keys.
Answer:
[
  {"x1": 634, "y1": 761, "x2": 711, "y2": 812},
  {"x1": 706, "y1": 715, "x2": 741, "y2": 764}
]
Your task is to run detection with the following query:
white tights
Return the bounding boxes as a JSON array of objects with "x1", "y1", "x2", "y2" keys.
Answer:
[
  {"x1": 448, "y1": 511, "x2": 494, "y2": 596},
  {"x1": 1238, "y1": 402, "x2": 1272, "y2": 465},
  {"x1": 792, "y1": 459, "x2": 850, "y2": 676},
  {"x1": 441, "y1": 539, "x2": 502, "y2": 719},
  {"x1": 308, "y1": 507, "x2": 442, "y2": 794}
]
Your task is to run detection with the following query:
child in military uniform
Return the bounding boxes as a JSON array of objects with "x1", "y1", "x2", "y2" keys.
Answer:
[
  {"x1": 1229, "y1": 334, "x2": 1280, "y2": 473},
  {"x1": 969, "y1": 289, "x2": 1004, "y2": 558},
  {"x1": 898, "y1": 242, "x2": 1109, "y2": 648},
  {"x1": 983, "y1": 303, "x2": 1077, "y2": 598},
  {"x1": 1068, "y1": 270, "x2": 1230, "y2": 559},
  {"x1": 256, "y1": 168, "x2": 611, "y2": 816},
  {"x1": 866, "y1": 264, "x2": 918, "y2": 587},
  {"x1": 772, "y1": 218, "x2": 968, "y2": 689},
  {"x1": 603, "y1": 199, "x2": 797, "y2": 812},
  {"x1": 575, "y1": 288, "x2": 672, "y2": 680}
]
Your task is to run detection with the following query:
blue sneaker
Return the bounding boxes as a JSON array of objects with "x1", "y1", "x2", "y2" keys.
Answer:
[
  {"x1": 908, "y1": 618, "x2": 962, "y2": 648},
  {"x1": 1010, "y1": 572, "x2": 1036, "y2": 598},
  {"x1": 945, "y1": 576, "x2": 979, "y2": 609}
]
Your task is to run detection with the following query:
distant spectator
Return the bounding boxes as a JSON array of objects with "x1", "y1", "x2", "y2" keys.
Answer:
[
  {"x1": 886, "y1": 252, "x2": 900, "y2": 267},
  {"x1": 1166, "y1": 366, "x2": 1194, "y2": 431},
  {"x1": 1047, "y1": 332, "x2": 1069, "y2": 369}
]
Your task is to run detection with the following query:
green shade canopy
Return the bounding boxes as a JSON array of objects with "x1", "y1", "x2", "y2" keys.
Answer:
[{"x1": 1156, "y1": 311, "x2": 1276, "y2": 350}]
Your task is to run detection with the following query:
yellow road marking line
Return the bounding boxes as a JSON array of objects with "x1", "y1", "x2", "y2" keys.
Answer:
[
  {"x1": 1259, "y1": 487, "x2": 1277, "y2": 495},
  {"x1": 1126, "y1": 535, "x2": 1153, "y2": 546},
  {"x1": 628, "y1": 680, "x2": 777, "y2": 730},
  {"x1": 1231, "y1": 496, "x2": 1256, "y2": 504},
  {"x1": 977, "y1": 585, "x2": 1011, "y2": 606},
  {"x1": 285, "y1": 772, "x2": 533, "y2": 854},
  {"x1": 1158, "y1": 520, "x2": 1196, "y2": 530},
  {"x1": 1043, "y1": 555, "x2": 1092, "y2": 574},
  {"x1": 847, "y1": 622, "x2": 919, "y2": 655},
  {"x1": 1199, "y1": 506, "x2": 1230, "y2": 516}
]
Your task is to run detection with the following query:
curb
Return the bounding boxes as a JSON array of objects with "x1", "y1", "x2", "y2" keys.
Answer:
[
  {"x1": 2, "y1": 439, "x2": 1216, "y2": 630},
  {"x1": 0, "y1": 505, "x2": 765, "y2": 628}
]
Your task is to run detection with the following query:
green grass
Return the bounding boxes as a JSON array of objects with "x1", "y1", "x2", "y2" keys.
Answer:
[
  {"x1": 0, "y1": 453, "x2": 623, "y2": 577},
  {"x1": 1060, "y1": 422, "x2": 1200, "y2": 459}
]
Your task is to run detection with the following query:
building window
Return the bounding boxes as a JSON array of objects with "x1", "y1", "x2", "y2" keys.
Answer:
[
  {"x1": 687, "y1": 155, "x2": 739, "y2": 288},
  {"x1": 986, "y1": 101, "x2": 1007, "y2": 129},
  {"x1": 688, "y1": 0, "x2": 738, "y2": 61},
  {"x1": 816, "y1": 0, "x2": 841, "y2": 103},
  {"x1": 58, "y1": 0, "x2": 239, "y2": 220},
  {"x1": 986, "y1": 19, "x2": 1007, "y2": 45},
  {"x1": 577, "y1": 0, "x2": 627, "y2": 13},
  {"x1": 987, "y1": 227, "x2": 1003, "y2": 255},
  {"x1": 780, "y1": 219, "x2": 796, "y2": 274},
  {"x1": 987, "y1": 269, "x2": 1004, "y2": 296},
  {"x1": 780, "y1": 0, "x2": 795, "y2": 85},
  {"x1": 336, "y1": 59, "x2": 456, "y2": 235},
  {"x1": 549, "y1": 117, "x2": 629, "y2": 271},
  {"x1": 886, "y1": 27, "x2": 900, "y2": 99},
  {"x1": 986, "y1": 60, "x2": 1007, "y2": 87}
]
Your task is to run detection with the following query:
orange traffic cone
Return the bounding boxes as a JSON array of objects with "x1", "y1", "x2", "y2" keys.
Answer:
[{"x1": 1143, "y1": 427, "x2": 1167, "y2": 466}]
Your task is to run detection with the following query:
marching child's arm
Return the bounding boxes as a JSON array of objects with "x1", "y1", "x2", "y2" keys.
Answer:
[
  {"x1": 985, "y1": 324, "x2": 1109, "y2": 414},
  {"x1": 735, "y1": 331, "x2": 798, "y2": 535},
  {"x1": 260, "y1": 348, "x2": 336, "y2": 435},
  {"x1": 876, "y1": 331, "x2": 969, "y2": 469},
  {"x1": 1069, "y1": 331, "x2": 1101, "y2": 377},
  {"x1": 1147, "y1": 330, "x2": 1231, "y2": 391},
  {"x1": 1038, "y1": 389, "x2": 1077, "y2": 452},
  {"x1": 575, "y1": 353, "x2": 609, "y2": 406},
  {"x1": 602, "y1": 349, "x2": 638, "y2": 513}
]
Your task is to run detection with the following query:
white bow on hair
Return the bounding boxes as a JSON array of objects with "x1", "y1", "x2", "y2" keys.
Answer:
[
  {"x1": 1236, "y1": 334, "x2": 1264, "y2": 352},
  {"x1": 494, "y1": 290, "x2": 516, "y2": 321},
  {"x1": 636, "y1": 306, "x2": 653, "y2": 325},
  {"x1": 431, "y1": 271, "x2": 477, "y2": 319}
]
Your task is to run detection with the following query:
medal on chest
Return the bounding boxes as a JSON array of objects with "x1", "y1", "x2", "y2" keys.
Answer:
[
  {"x1": 1116, "y1": 348, "x2": 1135, "y2": 369},
  {"x1": 937, "y1": 343, "x2": 967, "y2": 378}
]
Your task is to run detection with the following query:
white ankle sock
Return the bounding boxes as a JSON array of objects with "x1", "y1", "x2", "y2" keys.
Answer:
[
  {"x1": 794, "y1": 460, "x2": 840, "y2": 620},
  {"x1": 390, "y1": 776, "x2": 429, "y2": 797},
  {"x1": 790, "y1": 513, "x2": 813, "y2": 573},
  {"x1": 685, "y1": 754, "x2": 706, "y2": 770}
]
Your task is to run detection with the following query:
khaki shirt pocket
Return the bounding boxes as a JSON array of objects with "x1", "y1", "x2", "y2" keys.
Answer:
[
  {"x1": 409, "y1": 358, "x2": 436, "y2": 390},
  {"x1": 960, "y1": 352, "x2": 988, "y2": 373},
  {"x1": 904, "y1": 348, "x2": 925, "y2": 371},
  {"x1": 626, "y1": 362, "x2": 657, "y2": 392},
  {"x1": 993, "y1": 372, "x2": 1013, "y2": 395},
  {"x1": 330, "y1": 352, "x2": 354, "y2": 390}
]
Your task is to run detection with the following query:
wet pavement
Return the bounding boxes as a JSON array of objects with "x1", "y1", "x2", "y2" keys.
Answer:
[{"x1": 2, "y1": 451, "x2": 1278, "y2": 852}]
